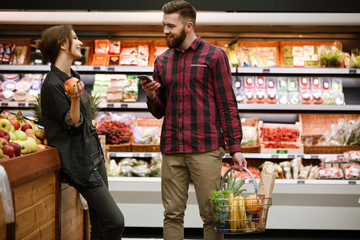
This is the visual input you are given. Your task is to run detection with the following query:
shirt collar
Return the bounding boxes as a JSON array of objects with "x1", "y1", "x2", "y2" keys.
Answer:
[
  {"x1": 176, "y1": 35, "x2": 202, "y2": 52},
  {"x1": 50, "y1": 64, "x2": 79, "y2": 81}
]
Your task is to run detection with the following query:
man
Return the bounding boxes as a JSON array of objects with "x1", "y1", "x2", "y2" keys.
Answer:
[{"x1": 140, "y1": 1, "x2": 247, "y2": 239}]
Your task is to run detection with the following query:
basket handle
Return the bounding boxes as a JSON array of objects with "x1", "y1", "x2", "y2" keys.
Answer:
[{"x1": 221, "y1": 167, "x2": 258, "y2": 196}]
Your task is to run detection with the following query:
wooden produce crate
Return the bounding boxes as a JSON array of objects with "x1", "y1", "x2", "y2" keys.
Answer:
[
  {"x1": 259, "y1": 121, "x2": 303, "y2": 154},
  {"x1": 299, "y1": 113, "x2": 360, "y2": 154},
  {"x1": 131, "y1": 118, "x2": 163, "y2": 152},
  {"x1": 106, "y1": 141, "x2": 132, "y2": 153},
  {"x1": 279, "y1": 41, "x2": 342, "y2": 68}
]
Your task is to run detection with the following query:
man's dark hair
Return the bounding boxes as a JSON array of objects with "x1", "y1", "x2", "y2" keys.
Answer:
[{"x1": 162, "y1": 0, "x2": 197, "y2": 26}]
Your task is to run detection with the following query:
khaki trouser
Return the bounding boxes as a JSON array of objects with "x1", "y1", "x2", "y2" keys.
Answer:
[{"x1": 161, "y1": 147, "x2": 225, "y2": 240}]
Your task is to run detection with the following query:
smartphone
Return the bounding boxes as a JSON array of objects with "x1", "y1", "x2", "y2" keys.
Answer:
[{"x1": 137, "y1": 75, "x2": 153, "y2": 83}]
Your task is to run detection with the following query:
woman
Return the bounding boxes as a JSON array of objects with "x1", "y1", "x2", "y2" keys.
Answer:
[{"x1": 38, "y1": 25, "x2": 124, "y2": 240}]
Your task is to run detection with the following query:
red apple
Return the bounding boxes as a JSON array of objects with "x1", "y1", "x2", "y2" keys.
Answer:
[
  {"x1": 8, "y1": 141, "x2": 21, "y2": 157},
  {"x1": 9, "y1": 119, "x2": 20, "y2": 130},
  {"x1": 26, "y1": 133, "x2": 36, "y2": 140},
  {"x1": 2, "y1": 145, "x2": 15, "y2": 158},
  {"x1": 64, "y1": 77, "x2": 79, "y2": 94},
  {"x1": 21, "y1": 123, "x2": 32, "y2": 132},
  {"x1": 0, "y1": 129, "x2": 10, "y2": 141},
  {"x1": 0, "y1": 137, "x2": 8, "y2": 147}
]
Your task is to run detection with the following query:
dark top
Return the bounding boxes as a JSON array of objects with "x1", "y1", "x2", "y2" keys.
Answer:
[
  {"x1": 41, "y1": 65, "x2": 103, "y2": 187},
  {"x1": 147, "y1": 36, "x2": 242, "y2": 155}
]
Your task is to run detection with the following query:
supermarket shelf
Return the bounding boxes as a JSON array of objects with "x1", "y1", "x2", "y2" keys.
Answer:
[
  {"x1": 2, "y1": 65, "x2": 358, "y2": 75},
  {"x1": 237, "y1": 104, "x2": 360, "y2": 113},
  {"x1": 99, "y1": 102, "x2": 147, "y2": 109},
  {"x1": 237, "y1": 67, "x2": 360, "y2": 75},
  {"x1": 107, "y1": 152, "x2": 344, "y2": 160},
  {"x1": 0, "y1": 101, "x2": 36, "y2": 108}
]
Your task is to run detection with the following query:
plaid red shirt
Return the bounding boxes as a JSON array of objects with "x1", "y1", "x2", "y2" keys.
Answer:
[{"x1": 147, "y1": 36, "x2": 242, "y2": 154}]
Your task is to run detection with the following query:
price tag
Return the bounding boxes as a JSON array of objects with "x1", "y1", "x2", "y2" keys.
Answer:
[
  {"x1": 121, "y1": 104, "x2": 128, "y2": 108},
  {"x1": 107, "y1": 103, "x2": 114, "y2": 108},
  {"x1": 297, "y1": 155, "x2": 304, "y2": 158},
  {"x1": 297, "y1": 180, "x2": 305, "y2": 184},
  {"x1": 276, "y1": 150, "x2": 288, "y2": 154},
  {"x1": 349, "y1": 69, "x2": 356, "y2": 74},
  {"x1": 288, "y1": 155, "x2": 295, "y2": 159},
  {"x1": 18, "y1": 103, "x2": 25, "y2": 107},
  {"x1": 348, "y1": 181, "x2": 356, "y2": 185},
  {"x1": 144, "y1": 153, "x2": 152, "y2": 158},
  {"x1": 271, "y1": 154, "x2": 279, "y2": 159},
  {"x1": 108, "y1": 67, "x2": 115, "y2": 72},
  {"x1": 28, "y1": 103, "x2": 36, "y2": 108},
  {"x1": 93, "y1": 66, "x2": 101, "y2": 71},
  {"x1": 311, "y1": 155, "x2": 319, "y2": 159},
  {"x1": 263, "y1": 68, "x2": 270, "y2": 73},
  {"x1": 133, "y1": 153, "x2": 140, "y2": 158},
  {"x1": 109, "y1": 153, "x2": 117, "y2": 158},
  {"x1": 1, "y1": 103, "x2": 8, "y2": 107}
]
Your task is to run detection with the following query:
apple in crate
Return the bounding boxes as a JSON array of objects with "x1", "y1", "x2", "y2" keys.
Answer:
[
  {"x1": 14, "y1": 130, "x2": 27, "y2": 141},
  {"x1": 0, "y1": 119, "x2": 11, "y2": 131},
  {"x1": 0, "y1": 137, "x2": 8, "y2": 147},
  {"x1": 64, "y1": 77, "x2": 79, "y2": 94},
  {"x1": 2, "y1": 145, "x2": 15, "y2": 158},
  {"x1": 0, "y1": 129, "x2": 10, "y2": 141},
  {"x1": 9, "y1": 118, "x2": 20, "y2": 130},
  {"x1": 8, "y1": 141, "x2": 21, "y2": 157},
  {"x1": 21, "y1": 123, "x2": 33, "y2": 132}
]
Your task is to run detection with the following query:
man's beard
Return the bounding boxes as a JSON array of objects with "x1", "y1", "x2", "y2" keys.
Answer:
[{"x1": 166, "y1": 28, "x2": 186, "y2": 49}]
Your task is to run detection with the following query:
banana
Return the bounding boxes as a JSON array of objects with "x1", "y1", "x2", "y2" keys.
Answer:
[
  {"x1": 235, "y1": 195, "x2": 247, "y2": 230},
  {"x1": 229, "y1": 193, "x2": 236, "y2": 232}
]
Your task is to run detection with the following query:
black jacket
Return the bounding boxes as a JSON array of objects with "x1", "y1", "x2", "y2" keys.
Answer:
[{"x1": 41, "y1": 65, "x2": 102, "y2": 187}]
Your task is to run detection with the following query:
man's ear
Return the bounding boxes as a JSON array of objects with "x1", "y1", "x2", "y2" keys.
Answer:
[{"x1": 185, "y1": 21, "x2": 193, "y2": 33}]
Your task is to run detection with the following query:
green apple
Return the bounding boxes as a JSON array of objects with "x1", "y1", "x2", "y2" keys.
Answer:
[
  {"x1": 26, "y1": 137, "x2": 38, "y2": 153},
  {"x1": 14, "y1": 130, "x2": 27, "y2": 141},
  {"x1": 10, "y1": 125, "x2": 15, "y2": 133},
  {"x1": 9, "y1": 132, "x2": 16, "y2": 141},
  {"x1": 17, "y1": 141, "x2": 28, "y2": 154},
  {"x1": 0, "y1": 148, "x2": 3, "y2": 158},
  {"x1": 0, "y1": 119, "x2": 11, "y2": 131}
]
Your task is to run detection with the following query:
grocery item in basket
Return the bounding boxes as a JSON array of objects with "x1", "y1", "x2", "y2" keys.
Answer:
[
  {"x1": 258, "y1": 161, "x2": 276, "y2": 198},
  {"x1": 343, "y1": 163, "x2": 360, "y2": 179},
  {"x1": 245, "y1": 194, "x2": 263, "y2": 215}
]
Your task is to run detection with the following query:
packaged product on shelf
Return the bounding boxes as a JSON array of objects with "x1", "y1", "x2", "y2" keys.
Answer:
[
  {"x1": 15, "y1": 78, "x2": 31, "y2": 92},
  {"x1": 322, "y1": 78, "x2": 332, "y2": 91},
  {"x1": 109, "y1": 40, "x2": 121, "y2": 54},
  {"x1": 255, "y1": 76, "x2": 266, "y2": 89},
  {"x1": 0, "y1": 43, "x2": 16, "y2": 64},
  {"x1": 92, "y1": 74, "x2": 111, "y2": 99},
  {"x1": 312, "y1": 90, "x2": 323, "y2": 105},
  {"x1": 132, "y1": 160, "x2": 151, "y2": 177},
  {"x1": 138, "y1": 45, "x2": 149, "y2": 66},
  {"x1": 278, "y1": 92, "x2": 288, "y2": 104},
  {"x1": 91, "y1": 54, "x2": 108, "y2": 65},
  {"x1": 344, "y1": 151, "x2": 360, "y2": 162},
  {"x1": 13, "y1": 91, "x2": 29, "y2": 101},
  {"x1": 323, "y1": 91, "x2": 335, "y2": 105},
  {"x1": 244, "y1": 89, "x2": 255, "y2": 104},
  {"x1": 277, "y1": 78, "x2": 287, "y2": 92},
  {"x1": 287, "y1": 77, "x2": 299, "y2": 92},
  {"x1": 244, "y1": 76, "x2": 255, "y2": 89},
  {"x1": 241, "y1": 126, "x2": 258, "y2": 147},
  {"x1": 108, "y1": 55, "x2": 120, "y2": 66},
  {"x1": 233, "y1": 76, "x2": 243, "y2": 90},
  {"x1": 0, "y1": 90, "x2": 14, "y2": 101},
  {"x1": 266, "y1": 77, "x2": 277, "y2": 90},
  {"x1": 133, "y1": 126, "x2": 160, "y2": 144},
  {"x1": 255, "y1": 90, "x2": 266, "y2": 104},
  {"x1": 299, "y1": 77, "x2": 311, "y2": 90},
  {"x1": 266, "y1": 90, "x2": 277, "y2": 104},
  {"x1": 291, "y1": 157, "x2": 302, "y2": 179},
  {"x1": 308, "y1": 166, "x2": 318, "y2": 180},
  {"x1": 318, "y1": 44, "x2": 344, "y2": 68},
  {"x1": 311, "y1": 77, "x2": 321, "y2": 90},
  {"x1": 334, "y1": 92, "x2": 345, "y2": 105},
  {"x1": 279, "y1": 161, "x2": 292, "y2": 179},
  {"x1": 94, "y1": 39, "x2": 110, "y2": 54},
  {"x1": 119, "y1": 54, "x2": 137, "y2": 65},
  {"x1": 343, "y1": 163, "x2": 360, "y2": 179},
  {"x1": 298, "y1": 165, "x2": 311, "y2": 179},
  {"x1": 332, "y1": 78, "x2": 343, "y2": 93},
  {"x1": 300, "y1": 90, "x2": 311, "y2": 104},
  {"x1": 315, "y1": 167, "x2": 343, "y2": 179},
  {"x1": 149, "y1": 154, "x2": 162, "y2": 177},
  {"x1": 10, "y1": 45, "x2": 28, "y2": 65},
  {"x1": 106, "y1": 87, "x2": 123, "y2": 102},
  {"x1": 108, "y1": 159, "x2": 121, "y2": 177},
  {"x1": 122, "y1": 77, "x2": 139, "y2": 102},
  {"x1": 288, "y1": 92, "x2": 300, "y2": 104}
]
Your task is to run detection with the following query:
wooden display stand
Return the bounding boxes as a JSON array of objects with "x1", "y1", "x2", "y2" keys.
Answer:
[{"x1": 0, "y1": 148, "x2": 90, "y2": 240}]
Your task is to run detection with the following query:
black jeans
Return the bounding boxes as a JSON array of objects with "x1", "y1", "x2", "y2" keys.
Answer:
[{"x1": 76, "y1": 159, "x2": 124, "y2": 240}]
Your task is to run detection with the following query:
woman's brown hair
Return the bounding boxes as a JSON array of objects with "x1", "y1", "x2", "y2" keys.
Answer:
[{"x1": 37, "y1": 25, "x2": 73, "y2": 64}]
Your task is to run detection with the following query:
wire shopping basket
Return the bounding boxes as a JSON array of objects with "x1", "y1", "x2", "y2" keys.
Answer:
[{"x1": 209, "y1": 167, "x2": 272, "y2": 234}]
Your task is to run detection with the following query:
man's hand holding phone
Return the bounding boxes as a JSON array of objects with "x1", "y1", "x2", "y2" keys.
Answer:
[{"x1": 138, "y1": 75, "x2": 161, "y2": 100}]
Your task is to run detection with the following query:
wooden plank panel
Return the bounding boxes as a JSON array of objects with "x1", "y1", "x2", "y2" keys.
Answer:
[
  {"x1": 13, "y1": 172, "x2": 55, "y2": 212},
  {"x1": 61, "y1": 207, "x2": 83, "y2": 240},
  {"x1": 61, "y1": 184, "x2": 80, "y2": 212},
  {"x1": 0, "y1": 198, "x2": 5, "y2": 240},
  {"x1": 15, "y1": 195, "x2": 55, "y2": 239}
]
